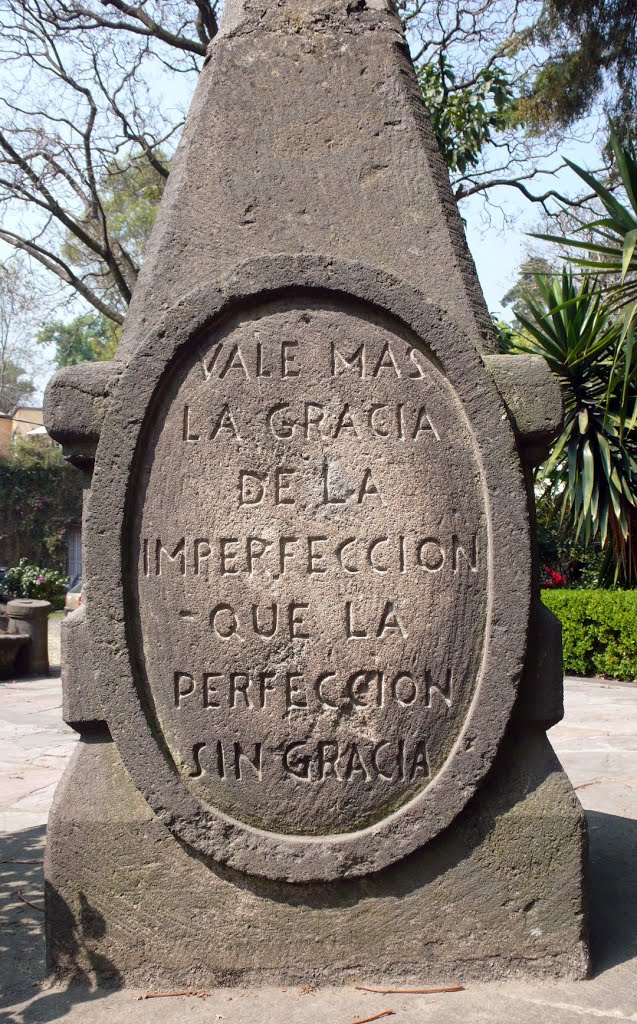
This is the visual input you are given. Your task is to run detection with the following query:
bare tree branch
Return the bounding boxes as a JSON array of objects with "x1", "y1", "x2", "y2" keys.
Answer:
[
  {"x1": 0, "y1": 0, "x2": 614, "y2": 332},
  {"x1": 0, "y1": 228, "x2": 125, "y2": 323},
  {"x1": 46, "y1": 0, "x2": 218, "y2": 55},
  {"x1": 0, "y1": 1, "x2": 200, "y2": 323}
]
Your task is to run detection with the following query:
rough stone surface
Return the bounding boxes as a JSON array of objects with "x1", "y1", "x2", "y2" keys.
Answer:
[
  {"x1": 485, "y1": 353, "x2": 565, "y2": 457},
  {"x1": 139, "y1": 301, "x2": 489, "y2": 843},
  {"x1": 515, "y1": 601, "x2": 565, "y2": 729},
  {"x1": 44, "y1": 727, "x2": 588, "y2": 987},
  {"x1": 86, "y1": 260, "x2": 532, "y2": 881},
  {"x1": 42, "y1": 0, "x2": 587, "y2": 986},
  {"x1": 117, "y1": 0, "x2": 494, "y2": 359},
  {"x1": 61, "y1": 606, "x2": 103, "y2": 729},
  {"x1": 43, "y1": 362, "x2": 120, "y2": 467},
  {"x1": 42, "y1": 361, "x2": 119, "y2": 447},
  {"x1": 2, "y1": 669, "x2": 634, "y2": 1021}
]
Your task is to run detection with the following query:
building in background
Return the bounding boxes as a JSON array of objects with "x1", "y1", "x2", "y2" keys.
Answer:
[
  {"x1": 0, "y1": 406, "x2": 55, "y2": 453},
  {"x1": 67, "y1": 523, "x2": 82, "y2": 584}
]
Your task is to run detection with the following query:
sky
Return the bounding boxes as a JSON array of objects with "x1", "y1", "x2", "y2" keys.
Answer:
[
  {"x1": 6, "y1": 15, "x2": 609, "y2": 403},
  {"x1": 465, "y1": 127, "x2": 605, "y2": 319},
  {"x1": 26, "y1": 138, "x2": 603, "y2": 403},
  {"x1": 467, "y1": 202, "x2": 530, "y2": 317}
]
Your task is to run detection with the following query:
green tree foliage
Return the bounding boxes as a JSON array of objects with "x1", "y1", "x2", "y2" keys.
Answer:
[
  {"x1": 534, "y1": 124, "x2": 637, "y2": 317},
  {"x1": 0, "y1": 438, "x2": 83, "y2": 573},
  {"x1": 417, "y1": 57, "x2": 518, "y2": 174},
  {"x1": 99, "y1": 157, "x2": 166, "y2": 265},
  {"x1": 406, "y1": 0, "x2": 637, "y2": 210},
  {"x1": 527, "y1": 0, "x2": 637, "y2": 139},
  {"x1": 535, "y1": 497, "x2": 606, "y2": 589},
  {"x1": 500, "y1": 129, "x2": 637, "y2": 584},
  {"x1": 0, "y1": 358, "x2": 34, "y2": 413},
  {"x1": 38, "y1": 313, "x2": 120, "y2": 369},
  {"x1": 501, "y1": 256, "x2": 556, "y2": 321},
  {"x1": 37, "y1": 155, "x2": 161, "y2": 364},
  {"x1": 57, "y1": 151, "x2": 166, "y2": 317},
  {"x1": 58, "y1": 154, "x2": 167, "y2": 322}
]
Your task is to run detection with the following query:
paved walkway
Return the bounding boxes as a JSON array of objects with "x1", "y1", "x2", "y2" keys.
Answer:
[{"x1": 1, "y1": 618, "x2": 636, "y2": 1022}]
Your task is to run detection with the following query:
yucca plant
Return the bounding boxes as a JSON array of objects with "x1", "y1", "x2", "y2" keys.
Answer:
[
  {"x1": 500, "y1": 270, "x2": 637, "y2": 583},
  {"x1": 533, "y1": 124, "x2": 637, "y2": 317}
]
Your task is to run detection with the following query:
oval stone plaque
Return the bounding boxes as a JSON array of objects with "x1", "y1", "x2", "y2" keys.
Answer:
[
  {"x1": 88, "y1": 258, "x2": 530, "y2": 881},
  {"x1": 135, "y1": 299, "x2": 487, "y2": 834}
]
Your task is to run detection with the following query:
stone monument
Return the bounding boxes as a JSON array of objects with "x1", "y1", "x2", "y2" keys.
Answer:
[{"x1": 44, "y1": 0, "x2": 588, "y2": 986}]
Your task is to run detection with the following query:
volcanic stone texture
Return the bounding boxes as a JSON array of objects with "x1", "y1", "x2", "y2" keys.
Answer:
[
  {"x1": 43, "y1": 0, "x2": 588, "y2": 986},
  {"x1": 117, "y1": 0, "x2": 494, "y2": 359},
  {"x1": 45, "y1": 727, "x2": 588, "y2": 986}
]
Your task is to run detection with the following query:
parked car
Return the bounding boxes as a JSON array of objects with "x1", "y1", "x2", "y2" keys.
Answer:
[{"x1": 64, "y1": 578, "x2": 83, "y2": 615}]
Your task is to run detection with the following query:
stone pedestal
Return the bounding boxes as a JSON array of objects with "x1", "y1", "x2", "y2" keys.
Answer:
[
  {"x1": 43, "y1": 0, "x2": 588, "y2": 987},
  {"x1": 45, "y1": 728, "x2": 588, "y2": 985},
  {"x1": 7, "y1": 599, "x2": 51, "y2": 676}
]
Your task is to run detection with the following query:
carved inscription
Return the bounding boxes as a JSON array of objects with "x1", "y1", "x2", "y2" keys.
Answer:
[{"x1": 134, "y1": 300, "x2": 488, "y2": 835}]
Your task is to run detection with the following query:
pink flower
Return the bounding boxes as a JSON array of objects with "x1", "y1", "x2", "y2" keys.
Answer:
[{"x1": 37, "y1": 576, "x2": 46, "y2": 583}]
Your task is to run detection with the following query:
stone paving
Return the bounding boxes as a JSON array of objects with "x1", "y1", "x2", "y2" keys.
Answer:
[
  {"x1": 1, "y1": 616, "x2": 636, "y2": 1022},
  {"x1": 0, "y1": 616, "x2": 74, "y2": 838}
]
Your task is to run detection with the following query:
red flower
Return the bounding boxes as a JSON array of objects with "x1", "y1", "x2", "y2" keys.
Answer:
[{"x1": 543, "y1": 566, "x2": 567, "y2": 587}]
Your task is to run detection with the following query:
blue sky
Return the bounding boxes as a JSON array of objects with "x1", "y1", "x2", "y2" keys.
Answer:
[
  {"x1": 8, "y1": 19, "x2": 608, "y2": 401},
  {"x1": 465, "y1": 127, "x2": 605, "y2": 319}
]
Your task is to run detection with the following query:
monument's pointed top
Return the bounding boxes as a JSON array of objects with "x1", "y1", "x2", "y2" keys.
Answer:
[
  {"x1": 118, "y1": 0, "x2": 493, "y2": 356},
  {"x1": 216, "y1": 0, "x2": 395, "y2": 34}
]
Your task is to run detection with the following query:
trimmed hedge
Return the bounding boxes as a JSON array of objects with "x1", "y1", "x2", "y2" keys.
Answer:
[{"x1": 542, "y1": 589, "x2": 637, "y2": 682}]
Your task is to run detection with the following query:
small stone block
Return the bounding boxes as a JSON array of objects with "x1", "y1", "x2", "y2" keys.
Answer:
[
  {"x1": 0, "y1": 634, "x2": 30, "y2": 680},
  {"x1": 516, "y1": 601, "x2": 565, "y2": 729},
  {"x1": 7, "y1": 599, "x2": 51, "y2": 676},
  {"x1": 43, "y1": 361, "x2": 120, "y2": 462},
  {"x1": 485, "y1": 353, "x2": 564, "y2": 447},
  {"x1": 61, "y1": 605, "x2": 104, "y2": 729}
]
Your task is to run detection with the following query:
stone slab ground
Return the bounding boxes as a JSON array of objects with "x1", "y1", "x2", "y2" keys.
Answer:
[{"x1": 1, "y1": 617, "x2": 635, "y2": 1022}]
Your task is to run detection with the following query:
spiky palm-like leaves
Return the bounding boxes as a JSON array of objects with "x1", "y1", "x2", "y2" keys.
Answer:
[
  {"x1": 533, "y1": 124, "x2": 637, "y2": 315},
  {"x1": 500, "y1": 271, "x2": 637, "y2": 582}
]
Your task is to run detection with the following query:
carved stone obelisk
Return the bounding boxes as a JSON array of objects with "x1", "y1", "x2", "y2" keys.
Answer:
[{"x1": 44, "y1": 0, "x2": 588, "y2": 985}]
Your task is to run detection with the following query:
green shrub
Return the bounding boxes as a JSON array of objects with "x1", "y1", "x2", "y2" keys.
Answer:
[
  {"x1": 0, "y1": 437, "x2": 82, "y2": 572},
  {"x1": 542, "y1": 589, "x2": 637, "y2": 681},
  {"x1": 4, "y1": 558, "x2": 68, "y2": 610}
]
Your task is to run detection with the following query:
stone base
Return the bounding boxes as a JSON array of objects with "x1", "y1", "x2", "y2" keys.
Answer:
[{"x1": 45, "y1": 726, "x2": 589, "y2": 988}]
